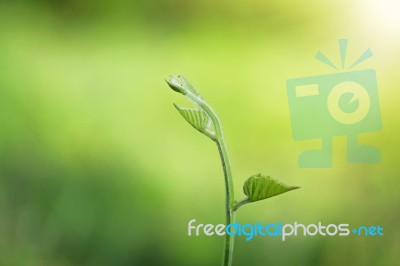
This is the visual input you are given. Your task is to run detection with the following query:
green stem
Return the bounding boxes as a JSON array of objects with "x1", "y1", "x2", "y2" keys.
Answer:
[
  {"x1": 232, "y1": 197, "x2": 251, "y2": 212},
  {"x1": 185, "y1": 92, "x2": 236, "y2": 266},
  {"x1": 217, "y1": 138, "x2": 235, "y2": 266}
]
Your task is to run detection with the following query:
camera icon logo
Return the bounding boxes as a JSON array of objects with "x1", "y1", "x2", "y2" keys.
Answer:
[{"x1": 286, "y1": 40, "x2": 382, "y2": 168}]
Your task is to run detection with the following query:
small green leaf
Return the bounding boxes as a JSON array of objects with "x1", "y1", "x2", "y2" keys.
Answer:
[
  {"x1": 177, "y1": 75, "x2": 201, "y2": 97},
  {"x1": 166, "y1": 76, "x2": 187, "y2": 95},
  {"x1": 166, "y1": 75, "x2": 201, "y2": 97},
  {"x1": 174, "y1": 104, "x2": 214, "y2": 138},
  {"x1": 243, "y1": 174, "x2": 299, "y2": 202}
]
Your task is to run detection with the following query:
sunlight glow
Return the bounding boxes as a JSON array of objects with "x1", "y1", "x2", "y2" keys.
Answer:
[{"x1": 367, "y1": 0, "x2": 400, "y2": 32}]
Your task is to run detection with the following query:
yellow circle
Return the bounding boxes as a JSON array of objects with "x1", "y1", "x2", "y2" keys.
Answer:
[{"x1": 327, "y1": 81, "x2": 370, "y2": 125}]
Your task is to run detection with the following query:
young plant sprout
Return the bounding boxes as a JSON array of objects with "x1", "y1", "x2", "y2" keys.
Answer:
[{"x1": 166, "y1": 75, "x2": 300, "y2": 266}]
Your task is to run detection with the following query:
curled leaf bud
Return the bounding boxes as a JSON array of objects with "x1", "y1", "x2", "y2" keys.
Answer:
[{"x1": 166, "y1": 76, "x2": 187, "y2": 95}]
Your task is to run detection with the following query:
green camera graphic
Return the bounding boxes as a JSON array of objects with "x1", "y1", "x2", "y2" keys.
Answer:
[{"x1": 286, "y1": 40, "x2": 382, "y2": 168}]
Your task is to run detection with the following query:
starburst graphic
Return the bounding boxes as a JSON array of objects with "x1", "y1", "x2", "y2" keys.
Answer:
[{"x1": 315, "y1": 39, "x2": 374, "y2": 70}]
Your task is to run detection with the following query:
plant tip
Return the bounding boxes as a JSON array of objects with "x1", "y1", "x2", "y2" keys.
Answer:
[{"x1": 166, "y1": 75, "x2": 187, "y2": 95}]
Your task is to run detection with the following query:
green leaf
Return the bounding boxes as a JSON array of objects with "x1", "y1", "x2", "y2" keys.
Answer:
[
  {"x1": 243, "y1": 174, "x2": 299, "y2": 202},
  {"x1": 177, "y1": 75, "x2": 201, "y2": 97},
  {"x1": 174, "y1": 104, "x2": 214, "y2": 137},
  {"x1": 166, "y1": 75, "x2": 201, "y2": 97},
  {"x1": 166, "y1": 76, "x2": 187, "y2": 95}
]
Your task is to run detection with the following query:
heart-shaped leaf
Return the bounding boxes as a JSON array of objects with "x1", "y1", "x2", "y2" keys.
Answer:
[
  {"x1": 243, "y1": 174, "x2": 299, "y2": 202},
  {"x1": 174, "y1": 104, "x2": 214, "y2": 137}
]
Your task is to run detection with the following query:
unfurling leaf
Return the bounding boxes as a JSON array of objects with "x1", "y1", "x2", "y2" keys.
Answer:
[
  {"x1": 243, "y1": 174, "x2": 299, "y2": 202},
  {"x1": 166, "y1": 76, "x2": 187, "y2": 95},
  {"x1": 174, "y1": 104, "x2": 214, "y2": 137},
  {"x1": 177, "y1": 75, "x2": 201, "y2": 97},
  {"x1": 166, "y1": 75, "x2": 201, "y2": 97}
]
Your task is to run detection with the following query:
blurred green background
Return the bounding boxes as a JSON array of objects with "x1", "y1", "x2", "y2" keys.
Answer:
[{"x1": 0, "y1": 0, "x2": 399, "y2": 265}]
